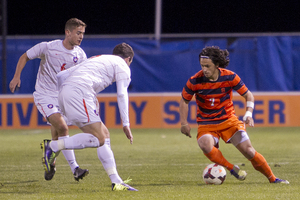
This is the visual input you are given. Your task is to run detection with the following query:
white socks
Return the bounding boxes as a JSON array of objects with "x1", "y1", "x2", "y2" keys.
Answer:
[
  {"x1": 50, "y1": 135, "x2": 122, "y2": 183},
  {"x1": 97, "y1": 138, "x2": 123, "y2": 183},
  {"x1": 50, "y1": 133, "x2": 100, "y2": 152},
  {"x1": 58, "y1": 136, "x2": 79, "y2": 174}
]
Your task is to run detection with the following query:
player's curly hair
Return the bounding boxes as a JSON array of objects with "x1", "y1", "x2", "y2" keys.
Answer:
[
  {"x1": 113, "y1": 43, "x2": 134, "y2": 62},
  {"x1": 199, "y1": 46, "x2": 230, "y2": 68}
]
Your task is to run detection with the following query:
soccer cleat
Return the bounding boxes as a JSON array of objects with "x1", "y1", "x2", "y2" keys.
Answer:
[
  {"x1": 112, "y1": 183, "x2": 138, "y2": 191},
  {"x1": 73, "y1": 167, "x2": 89, "y2": 181},
  {"x1": 230, "y1": 165, "x2": 247, "y2": 181},
  {"x1": 272, "y1": 178, "x2": 289, "y2": 184},
  {"x1": 44, "y1": 163, "x2": 56, "y2": 181},
  {"x1": 41, "y1": 139, "x2": 57, "y2": 173}
]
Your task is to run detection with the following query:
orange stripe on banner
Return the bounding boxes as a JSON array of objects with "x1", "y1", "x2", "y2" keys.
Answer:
[{"x1": 82, "y1": 99, "x2": 90, "y2": 122}]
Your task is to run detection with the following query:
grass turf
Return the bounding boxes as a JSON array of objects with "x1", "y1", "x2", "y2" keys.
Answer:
[{"x1": 0, "y1": 127, "x2": 299, "y2": 200}]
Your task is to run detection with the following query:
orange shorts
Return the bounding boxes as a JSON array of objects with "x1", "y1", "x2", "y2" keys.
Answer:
[{"x1": 196, "y1": 116, "x2": 246, "y2": 143}]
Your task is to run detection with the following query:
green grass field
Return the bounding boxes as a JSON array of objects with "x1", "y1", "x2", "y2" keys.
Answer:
[{"x1": 0, "y1": 127, "x2": 299, "y2": 200}]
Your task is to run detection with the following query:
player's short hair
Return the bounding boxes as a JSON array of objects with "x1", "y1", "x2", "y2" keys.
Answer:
[
  {"x1": 113, "y1": 43, "x2": 134, "y2": 62},
  {"x1": 65, "y1": 18, "x2": 87, "y2": 31},
  {"x1": 199, "y1": 46, "x2": 230, "y2": 68}
]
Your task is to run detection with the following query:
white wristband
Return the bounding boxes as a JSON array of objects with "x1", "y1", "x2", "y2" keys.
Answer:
[
  {"x1": 123, "y1": 122, "x2": 130, "y2": 127},
  {"x1": 243, "y1": 111, "x2": 252, "y2": 121},
  {"x1": 246, "y1": 101, "x2": 254, "y2": 109}
]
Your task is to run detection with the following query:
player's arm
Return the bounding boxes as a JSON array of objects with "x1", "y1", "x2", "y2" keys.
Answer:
[
  {"x1": 179, "y1": 98, "x2": 192, "y2": 138},
  {"x1": 9, "y1": 53, "x2": 30, "y2": 93},
  {"x1": 116, "y1": 78, "x2": 133, "y2": 144},
  {"x1": 10, "y1": 42, "x2": 47, "y2": 93},
  {"x1": 242, "y1": 90, "x2": 255, "y2": 127}
]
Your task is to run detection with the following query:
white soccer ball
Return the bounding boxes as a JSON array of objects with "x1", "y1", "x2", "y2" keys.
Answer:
[{"x1": 202, "y1": 163, "x2": 226, "y2": 185}]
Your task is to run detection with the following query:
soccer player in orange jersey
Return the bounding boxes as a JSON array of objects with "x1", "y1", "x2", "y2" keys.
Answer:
[{"x1": 180, "y1": 46, "x2": 289, "y2": 184}]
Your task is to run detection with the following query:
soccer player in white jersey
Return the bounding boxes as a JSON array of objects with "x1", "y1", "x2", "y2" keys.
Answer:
[
  {"x1": 9, "y1": 18, "x2": 89, "y2": 181},
  {"x1": 42, "y1": 43, "x2": 138, "y2": 191}
]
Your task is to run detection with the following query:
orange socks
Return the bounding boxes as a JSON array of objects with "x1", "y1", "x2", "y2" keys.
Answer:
[
  {"x1": 204, "y1": 147, "x2": 234, "y2": 171},
  {"x1": 205, "y1": 148, "x2": 276, "y2": 182},
  {"x1": 249, "y1": 151, "x2": 276, "y2": 182}
]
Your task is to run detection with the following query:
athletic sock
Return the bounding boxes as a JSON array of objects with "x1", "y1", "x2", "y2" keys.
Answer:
[
  {"x1": 249, "y1": 151, "x2": 276, "y2": 182},
  {"x1": 97, "y1": 139, "x2": 123, "y2": 184},
  {"x1": 204, "y1": 146, "x2": 234, "y2": 171},
  {"x1": 50, "y1": 133, "x2": 100, "y2": 151},
  {"x1": 58, "y1": 136, "x2": 79, "y2": 174},
  {"x1": 104, "y1": 138, "x2": 111, "y2": 148}
]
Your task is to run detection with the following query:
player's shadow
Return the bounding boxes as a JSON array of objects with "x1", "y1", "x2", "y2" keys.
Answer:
[
  {"x1": 0, "y1": 180, "x2": 39, "y2": 194},
  {"x1": 1, "y1": 180, "x2": 38, "y2": 185}
]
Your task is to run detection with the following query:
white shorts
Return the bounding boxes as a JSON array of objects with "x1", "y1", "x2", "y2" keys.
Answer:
[
  {"x1": 58, "y1": 85, "x2": 101, "y2": 128},
  {"x1": 33, "y1": 91, "x2": 70, "y2": 125}
]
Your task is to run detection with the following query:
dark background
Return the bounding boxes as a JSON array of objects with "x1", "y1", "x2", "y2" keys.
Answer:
[{"x1": 7, "y1": 0, "x2": 300, "y2": 35}]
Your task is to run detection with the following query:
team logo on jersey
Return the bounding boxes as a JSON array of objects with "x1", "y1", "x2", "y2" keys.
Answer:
[
  {"x1": 221, "y1": 88, "x2": 225, "y2": 93},
  {"x1": 94, "y1": 110, "x2": 99, "y2": 116},
  {"x1": 73, "y1": 57, "x2": 78, "y2": 63},
  {"x1": 47, "y1": 104, "x2": 54, "y2": 109}
]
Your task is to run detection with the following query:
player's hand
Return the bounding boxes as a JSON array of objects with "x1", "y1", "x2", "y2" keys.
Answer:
[
  {"x1": 243, "y1": 111, "x2": 254, "y2": 127},
  {"x1": 181, "y1": 124, "x2": 192, "y2": 138},
  {"x1": 123, "y1": 126, "x2": 133, "y2": 144},
  {"x1": 9, "y1": 78, "x2": 21, "y2": 93},
  {"x1": 244, "y1": 116, "x2": 254, "y2": 127}
]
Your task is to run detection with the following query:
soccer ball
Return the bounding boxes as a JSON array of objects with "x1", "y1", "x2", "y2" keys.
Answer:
[{"x1": 202, "y1": 163, "x2": 226, "y2": 185}]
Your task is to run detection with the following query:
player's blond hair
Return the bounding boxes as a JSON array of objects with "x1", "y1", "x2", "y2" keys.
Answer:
[{"x1": 65, "y1": 18, "x2": 87, "y2": 31}]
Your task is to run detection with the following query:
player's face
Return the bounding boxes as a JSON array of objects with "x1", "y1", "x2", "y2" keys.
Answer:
[
  {"x1": 66, "y1": 25, "x2": 85, "y2": 46},
  {"x1": 200, "y1": 58, "x2": 219, "y2": 81}
]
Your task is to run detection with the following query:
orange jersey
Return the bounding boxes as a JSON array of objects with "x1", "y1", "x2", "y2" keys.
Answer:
[{"x1": 182, "y1": 68, "x2": 248, "y2": 125}]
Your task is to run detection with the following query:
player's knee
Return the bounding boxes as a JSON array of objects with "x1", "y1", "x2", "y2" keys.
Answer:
[
  {"x1": 198, "y1": 137, "x2": 214, "y2": 153},
  {"x1": 246, "y1": 147, "x2": 256, "y2": 159},
  {"x1": 56, "y1": 123, "x2": 68, "y2": 135},
  {"x1": 100, "y1": 122, "x2": 110, "y2": 138},
  {"x1": 98, "y1": 137, "x2": 105, "y2": 146},
  {"x1": 93, "y1": 132, "x2": 106, "y2": 147}
]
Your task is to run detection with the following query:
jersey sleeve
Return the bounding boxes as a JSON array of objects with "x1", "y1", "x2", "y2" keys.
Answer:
[
  {"x1": 115, "y1": 59, "x2": 131, "y2": 85},
  {"x1": 26, "y1": 42, "x2": 48, "y2": 60},
  {"x1": 181, "y1": 78, "x2": 196, "y2": 101},
  {"x1": 115, "y1": 59, "x2": 131, "y2": 127},
  {"x1": 231, "y1": 73, "x2": 248, "y2": 96},
  {"x1": 116, "y1": 79, "x2": 130, "y2": 127}
]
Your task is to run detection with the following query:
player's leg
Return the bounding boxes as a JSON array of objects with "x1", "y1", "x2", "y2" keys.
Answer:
[
  {"x1": 198, "y1": 130, "x2": 247, "y2": 181},
  {"x1": 35, "y1": 90, "x2": 88, "y2": 181},
  {"x1": 80, "y1": 123, "x2": 127, "y2": 184},
  {"x1": 50, "y1": 122, "x2": 137, "y2": 190},
  {"x1": 95, "y1": 123, "x2": 137, "y2": 191},
  {"x1": 34, "y1": 94, "x2": 61, "y2": 180},
  {"x1": 48, "y1": 113, "x2": 88, "y2": 181},
  {"x1": 54, "y1": 86, "x2": 136, "y2": 190},
  {"x1": 198, "y1": 134, "x2": 234, "y2": 171},
  {"x1": 231, "y1": 131, "x2": 289, "y2": 184},
  {"x1": 49, "y1": 113, "x2": 77, "y2": 170},
  {"x1": 79, "y1": 122, "x2": 137, "y2": 190}
]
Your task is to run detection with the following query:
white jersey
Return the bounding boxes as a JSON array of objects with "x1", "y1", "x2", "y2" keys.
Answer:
[
  {"x1": 60, "y1": 55, "x2": 131, "y2": 94},
  {"x1": 27, "y1": 39, "x2": 87, "y2": 97},
  {"x1": 58, "y1": 55, "x2": 131, "y2": 126}
]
